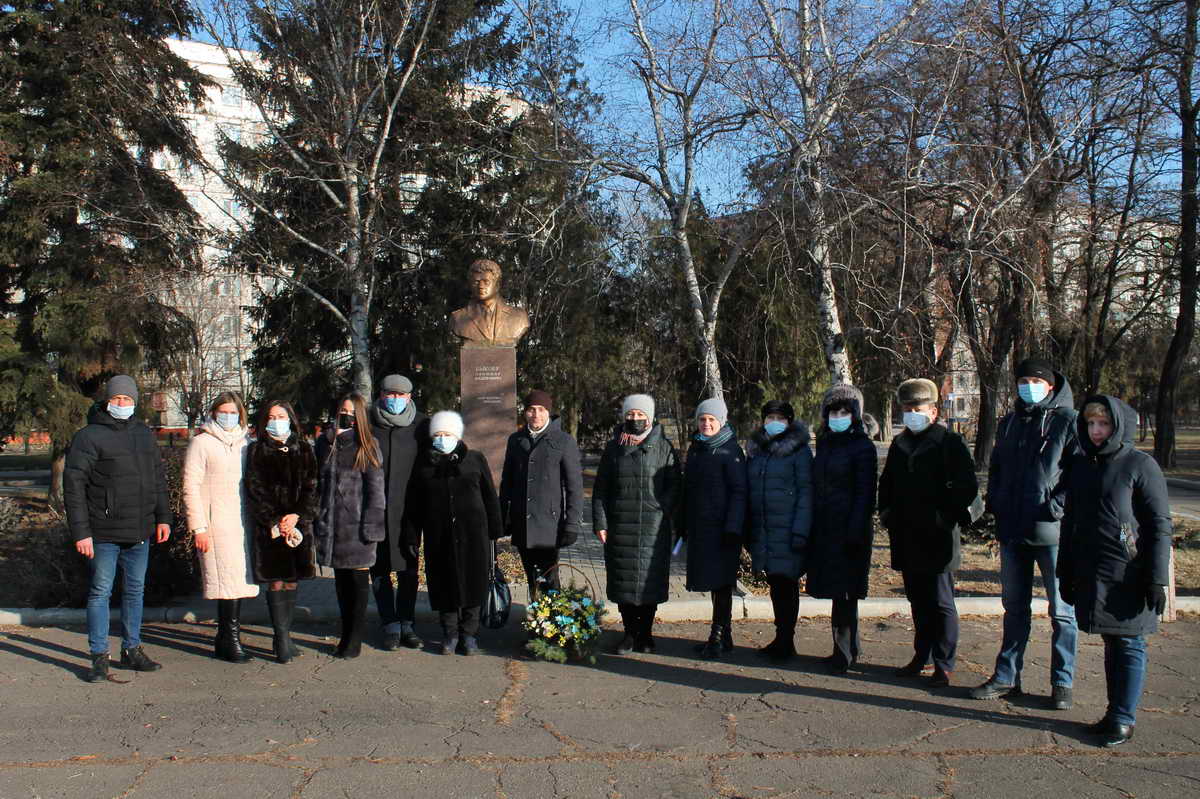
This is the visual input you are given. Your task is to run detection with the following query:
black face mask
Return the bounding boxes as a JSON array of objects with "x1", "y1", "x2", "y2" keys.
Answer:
[
  {"x1": 337, "y1": 413, "x2": 356, "y2": 430},
  {"x1": 623, "y1": 418, "x2": 649, "y2": 435}
]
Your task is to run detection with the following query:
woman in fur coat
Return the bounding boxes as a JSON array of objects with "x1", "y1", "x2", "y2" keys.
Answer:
[
  {"x1": 314, "y1": 392, "x2": 385, "y2": 659},
  {"x1": 183, "y1": 392, "x2": 259, "y2": 663},
  {"x1": 745, "y1": 400, "x2": 813, "y2": 662},
  {"x1": 245, "y1": 400, "x2": 318, "y2": 663}
]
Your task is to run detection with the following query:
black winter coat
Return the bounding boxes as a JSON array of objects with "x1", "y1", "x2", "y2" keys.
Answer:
[
  {"x1": 64, "y1": 405, "x2": 171, "y2": 544},
  {"x1": 371, "y1": 406, "x2": 429, "y2": 569},
  {"x1": 1057, "y1": 395, "x2": 1172, "y2": 636},
  {"x1": 680, "y1": 425, "x2": 748, "y2": 592},
  {"x1": 745, "y1": 422, "x2": 813, "y2": 580},
  {"x1": 878, "y1": 424, "x2": 978, "y2": 574},
  {"x1": 593, "y1": 424, "x2": 679, "y2": 605},
  {"x1": 314, "y1": 429, "x2": 386, "y2": 569},
  {"x1": 987, "y1": 371, "x2": 1078, "y2": 546},
  {"x1": 807, "y1": 429, "x2": 877, "y2": 600},
  {"x1": 499, "y1": 417, "x2": 585, "y2": 550},
  {"x1": 245, "y1": 434, "x2": 318, "y2": 582},
  {"x1": 407, "y1": 442, "x2": 503, "y2": 611}
]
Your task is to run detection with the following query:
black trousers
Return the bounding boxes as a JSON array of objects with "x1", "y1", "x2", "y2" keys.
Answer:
[
  {"x1": 831, "y1": 597, "x2": 860, "y2": 666},
  {"x1": 711, "y1": 585, "x2": 734, "y2": 627},
  {"x1": 617, "y1": 603, "x2": 658, "y2": 638},
  {"x1": 902, "y1": 571, "x2": 958, "y2": 673},
  {"x1": 767, "y1": 575, "x2": 799, "y2": 636},
  {"x1": 439, "y1": 606, "x2": 480, "y2": 638},
  {"x1": 369, "y1": 543, "x2": 419, "y2": 628},
  {"x1": 518, "y1": 546, "x2": 560, "y2": 598}
]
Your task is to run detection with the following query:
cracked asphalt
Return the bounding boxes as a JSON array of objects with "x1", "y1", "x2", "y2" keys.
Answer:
[{"x1": 1, "y1": 614, "x2": 1198, "y2": 798}]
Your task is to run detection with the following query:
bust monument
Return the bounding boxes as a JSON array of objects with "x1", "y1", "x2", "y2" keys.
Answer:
[{"x1": 450, "y1": 258, "x2": 530, "y2": 347}]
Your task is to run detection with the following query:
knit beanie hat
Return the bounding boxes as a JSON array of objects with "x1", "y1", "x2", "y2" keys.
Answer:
[
  {"x1": 429, "y1": 410, "x2": 465, "y2": 439},
  {"x1": 897, "y1": 378, "x2": 938, "y2": 406},
  {"x1": 761, "y1": 400, "x2": 795, "y2": 422},
  {"x1": 1015, "y1": 357, "x2": 1055, "y2": 384},
  {"x1": 694, "y1": 397, "x2": 728, "y2": 426},
  {"x1": 821, "y1": 384, "x2": 864, "y2": 420},
  {"x1": 524, "y1": 390, "x2": 553, "y2": 412},
  {"x1": 105, "y1": 375, "x2": 139, "y2": 403},
  {"x1": 380, "y1": 374, "x2": 413, "y2": 393},
  {"x1": 621, "y1": 394, "x2": 655, "y2": 419}
]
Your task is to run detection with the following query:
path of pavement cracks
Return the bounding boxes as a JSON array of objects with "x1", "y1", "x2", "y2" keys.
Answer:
[{"x1": 1, "y1": 616, "x2": 1198, "y2": 798}]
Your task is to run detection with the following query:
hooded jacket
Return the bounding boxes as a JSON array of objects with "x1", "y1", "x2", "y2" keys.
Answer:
[
  {"x1": 986, "y1": 370, "x2": 1079, "y2": 546},
  {"x1": 745, "y1": 421, "x2": 813, "y2": 579},
  {"x1": 64, "y1": 404, "x2": 172, "y2": 544},
  {"x1": 1057, "y1": 395, "x2": 1172, "y2": 636},
  {"x1": 499, "y1": 416, "x2": 585, "y2": 550}
]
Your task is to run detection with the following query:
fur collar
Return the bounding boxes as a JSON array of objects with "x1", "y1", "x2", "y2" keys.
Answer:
[{"x1": 747, "y1": 421, "x2": 811, "y2": 458}]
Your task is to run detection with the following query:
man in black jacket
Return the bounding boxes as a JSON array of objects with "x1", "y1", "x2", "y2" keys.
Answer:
[
  {"x1": 499, "y1": 390, "x2": 584, "y2": 600},
  {"x1": 64, "y1": 375, "x2": 172, "y2": 683},
  {"x1": 971, "y1": 358, "x2": 1079, "y2": 710},
  {"x1": 369, "y1": 374, "x2": 429, "y2": 650}
]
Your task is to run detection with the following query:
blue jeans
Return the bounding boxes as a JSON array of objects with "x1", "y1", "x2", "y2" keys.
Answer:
[
  {"x1": 87, "y1": 540, "x2": 150, "y2": 655},
  {"x1": 1103, "y1": 634, "x2": 1147, "y2": 726},
  {"x1": 993, "y1": 541, "x2": 1077, "y2": 688}
]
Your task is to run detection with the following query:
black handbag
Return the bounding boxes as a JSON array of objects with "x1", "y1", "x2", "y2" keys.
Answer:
[{"x1": 481, "y1": 542, "x2": 512, "y2": 630}]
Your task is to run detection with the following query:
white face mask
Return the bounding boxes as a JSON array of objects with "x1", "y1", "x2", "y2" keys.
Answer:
[
  {"x1": 903, "y1": 411, "x2": 932, "y2": 433},
  {"x1": 215, "y1": 412, "x2": 240, "y2": 430},
  {"x1": 108, "y1": 402, "x2": 135, "y2": 420},
  {"x1": 432, "y1": 434, "x2": 458, "y2": 454}
]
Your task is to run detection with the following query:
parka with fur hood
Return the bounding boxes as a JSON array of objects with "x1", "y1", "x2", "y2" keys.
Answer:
[{"x1": 745, "y1": 420, "x2": 813, "y2": 579}]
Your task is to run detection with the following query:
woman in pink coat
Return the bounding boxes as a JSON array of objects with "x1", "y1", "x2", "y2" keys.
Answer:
[{"x1": 183, "y1": 392, "x2": 259, "y2": 663}]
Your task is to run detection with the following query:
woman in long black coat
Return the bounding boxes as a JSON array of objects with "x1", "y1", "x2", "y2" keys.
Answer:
[
  {"x1": 593, "y1": 394, "x2": 679, "y2": 654},
  {"x1": 680, "y1": 397, "x2": 748, "y2": 659},
  {"x1": 314, "y1": 392, "x2": 385, "y2": 659},
  {"x1": 245, "y1": 400, "x2": 318, "y2": 663},
  {"x1": 407, "y1": 411, "x2": 503, "y2": 656},
  {"x1": 1057, "y1": 396, "x2": 1172, "y2": 747},
  {"x1": 807, "y1": 385, "x2": 877, "y2": 673}
]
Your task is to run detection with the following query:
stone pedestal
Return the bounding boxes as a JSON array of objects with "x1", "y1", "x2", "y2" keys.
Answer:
[{"x1": 459, "y1": 344, "x2": 518, "y2": 488}]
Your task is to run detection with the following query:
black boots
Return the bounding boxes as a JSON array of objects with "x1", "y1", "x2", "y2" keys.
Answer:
[
  {"x1": 120, "y1": 646, "x2": 162, "y2": 671},
  {"x1": 699, "y1": 625, "x2": 733, "y2": 659},
  {"x1": 215, "y1": 599, "x2": 251, "y2": 663},
  {"x1": 86, "y1": 652, "x2": 109, "y2": 683},
  {"x1": 757, "y1": 630, "x2": 797, "y2": 661},
  {"x1": 266, "y1": 589, "x2": 301, "y2": 664},
  {"x1": 334, "y1": 570, "x2": 370, "y2": 659}
]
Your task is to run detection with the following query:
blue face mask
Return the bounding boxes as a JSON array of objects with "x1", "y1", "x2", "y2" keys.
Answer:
[
  {"x1": 1018, "y1": 382, "x2": 1049, "y2": 405},
  {"x1": 384, "y1": 396, "x2": 408, "y2": 415},
  {"x1": 432, "y1": 434, "x2": 458, "y2": 453},
  {"x1": 763, "y1": 420, "x2": 788, "y2": 437},
  {"x1": 265, "y1": 419, "x2": 290, "y2": 438},
  {"x1": 108, "y1": 402, "x2": 135, "y2": 420},
  {"x1": 828, "y1": 416, "x2": 852, "y2": 433},
  {"x1": 215, "y1": 412, "x2": 241, "y2": 430}
]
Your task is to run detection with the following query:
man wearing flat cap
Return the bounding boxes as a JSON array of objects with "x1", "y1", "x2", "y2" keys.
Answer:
[
  {"x1": 499, "y1": 390, "x2": 584, "y2": 600},
  {"x1": 878, "y1": 377, "x2": 978, "y2": 688},
  {"x1": 970, "y1": 357, "x2": 1079, "y2": 710}
]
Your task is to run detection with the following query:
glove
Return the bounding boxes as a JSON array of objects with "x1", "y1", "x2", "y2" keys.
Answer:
[
  {"x1": 557, "y1": 526, "x2": 579, "y2": 548},
  {"x1": 1058, "y1": 580, "x2": 1076, "y2": 607},
  {"x1": 403, "y1": 542, "x2": 420, "y2": 565},
  {"x1": 1146, "y1": 584, "x2": 1167, "y2": 616},
  {"x1": 722, "y1": 531, "x2": 741, "y2": 548}
]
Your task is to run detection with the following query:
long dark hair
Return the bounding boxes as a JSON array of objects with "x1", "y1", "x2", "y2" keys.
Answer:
[
  {"x1": 334, "y1": 392, "x2": 381, "y2": 471},
  {"x1": 257, "y1": 399, "x2": 300, "y2": 442}
]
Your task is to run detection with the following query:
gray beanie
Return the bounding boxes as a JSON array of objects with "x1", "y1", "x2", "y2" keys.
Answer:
[
  {"x1": 380, "y1": 374, "x2": 413, "y2": 393},
  {"x1": 694, "y1": 397, "x2": 728, "y2": 426},
  {"x1": 105, "y1": 375, "x2": 139, "y2": 403},
  {"x1": 621, "y1": 394, "x2": 655, "y2": 420}
]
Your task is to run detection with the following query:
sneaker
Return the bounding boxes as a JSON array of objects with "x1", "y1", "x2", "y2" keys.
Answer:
[
  {"x1": 928, "y1": 668, "x2": 952, "y2": 688},
  {"x1": 120, "y1": 646, "x2": 162, "y2": 672},
  {"x1": 894, "y1": 657, "x2": 929, "y2": 678},
  {"x1": 634, "y1": 636, "x2": 656, "y2": 654},
  {"x1": 440, "y1": 637, "x2": 458, "y2": 656},
  {"x1": 380, "y1": 633, "x2": 403, "y2": 651},
  {"x1": 460, "y1": 636, "x2": 479, "y2": 656},
  {"x1": 399, "y1": 628, "x2": 423, "y2": 649},
  {"x1": 969, "y1": 678, "x2": 1021, "y2": 700},
  {"x1": 1049, "y1": 685, "x2": 1073, "y2": 710},
  {"x1": 614, "y1": 634, "x2": 636, "y2": 655},
  {"x1": 86, "y1": 653, "x2": 109, "y2": 683}
]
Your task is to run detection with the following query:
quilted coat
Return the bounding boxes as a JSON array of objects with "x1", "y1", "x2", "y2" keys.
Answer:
[
  {"x1": 745, "y1": 421, "x2": 813, "y2": 580},
  {"x1": 679, "y1": 425, "x2": 748, "y2": 592}
]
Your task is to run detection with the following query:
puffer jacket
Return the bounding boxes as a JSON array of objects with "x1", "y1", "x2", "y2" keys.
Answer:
[
  {"x1": 1057, "y1": 395, "x2": 1172, "y2": 636},
  {"x1": 314, "y1": 428, "x2": 386, "y2": 569},
  {"x1": 499, "y1": 417, "x2": 585, "y2": 549},
  {"x1": 745, "y1": 421, "x2": 812, "y2": 579},
  {"x1": 986, "y1": 370, "x2": 1079, "y2": 545},
  {"x1": 807, "y1": 427, "x2": 877, "y2": 600},
  {"x1": 64, "y1": 404, "x2": 172, "y2": 544},
  {"x1": 679, "y1": 424, "x2": 748, "y2": 592},
  {"x1": 593, "y1": 424, "x2": 679, "y2": 605}
]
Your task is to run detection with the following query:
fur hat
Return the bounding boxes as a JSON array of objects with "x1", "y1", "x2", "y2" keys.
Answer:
[
  {"x1": 380, "y1": 374, "x2": 413, "y2": 393},
  {"x1": 105, "y1": 375, "x2": 138, "y2": 403},
  {"x1": 429, "y1": 410, "x2": 464, "y2": 439},
  {"x1": 821, "y1": 384, "x2": 864, "y2": 420},
  {"x1": 897, "y1": 378, "x2": 938, "y2": 406},
  {"x1": 761, "y1": 400, "x2": 795, "y2": 422},
  {"x1": 524, "y1": 390, "x2": 553, "y2": 412},
  {"x1": 694, "y1": 398, "x2": 728, "y2": 426},
  {"x1": 621, "y1": 394, "x2": 655, "y2": 420}
]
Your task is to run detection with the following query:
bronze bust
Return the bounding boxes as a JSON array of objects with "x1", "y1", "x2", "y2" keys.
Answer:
[{"x1": 450, "y1": 258, "x2": 530, "y2": 347}]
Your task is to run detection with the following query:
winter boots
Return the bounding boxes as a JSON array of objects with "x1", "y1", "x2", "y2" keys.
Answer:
[
  {"x1": 266, "y1": 589, "x2": 302, "y2": 664},
  {"x1": 215, "y1": 599, "x2": 251, "y2": 663},
  {"x1": 333, "y1": 570, "x2": 370, "y2": 659}
]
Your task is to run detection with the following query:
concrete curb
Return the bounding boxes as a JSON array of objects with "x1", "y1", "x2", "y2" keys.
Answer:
[
  {"x1": 6, "y1": 595, "x2": 1200, "y2": 627},
  {"x1": 1167, "y1": 477, "x2": 1200, "y2": 493}
]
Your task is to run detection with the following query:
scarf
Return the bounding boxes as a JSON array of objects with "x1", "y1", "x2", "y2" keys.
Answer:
[{"x1": 372, "y1": 399, "x2": 417, "y2": 428}]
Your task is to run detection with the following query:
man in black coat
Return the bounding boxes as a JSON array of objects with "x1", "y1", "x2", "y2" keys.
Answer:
[
  {"x1": 369, "y1": 374, "x2": 429, "y2": 650},
  {"x1": 878, "y1": 378, "x2": 979, "y2": 688},
  {"x1": 971, "y1": 358, "x2": 1079, "y2": 709},
  {"x1": 64, "y1": 375, "x2": 172, "y2": 682},
  {"x1": 499, "y1": 390, "x2": 584, "y2": 600}
]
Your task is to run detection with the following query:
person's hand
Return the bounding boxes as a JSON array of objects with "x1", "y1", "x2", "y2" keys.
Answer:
[
  {"x1": 76, "y1": 537, "x2": 94, "y2": 559},
  {"x1": 1146, "y1": 584, "x2": 1167, "y2": 615},
  {"x1": 557, "y1": 526, "x2": 578, "y2": 547},
  {"x1": 194, "y1": 532, "x2": 211, "y2": 553},
  {"x1": 156, "y1": 523, "x2": 171, "y2": 544},
  {"x1": 280, "y1": 513, "x2": 299, "y2": 533},
  {"x1": 596, "y1": 529, "x2": 607, "y2": 544}
]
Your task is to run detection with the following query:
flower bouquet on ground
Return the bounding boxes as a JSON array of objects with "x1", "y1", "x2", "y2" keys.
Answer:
[{"x1": 523, "y1": 564, "x2": 606, "y2": 664}]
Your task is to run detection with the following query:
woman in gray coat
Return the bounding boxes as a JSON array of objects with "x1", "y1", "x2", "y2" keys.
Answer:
[
  {"x1": 593, "y1": 394, "x2": 679, "y2": 653},
  {"x1": 745, "y1": 400, "x2": 812, "y2": 662}
]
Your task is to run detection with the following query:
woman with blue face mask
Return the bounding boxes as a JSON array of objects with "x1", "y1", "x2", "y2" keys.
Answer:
[
  {"x1": 407, "y1": 411, "x2": 503, "y2": 655},
  {"x1": 182, "y1": 391, "x2": 258, "y2": 663},
  {"x1": 806, "y1": 385, "x2": 878, "y2": 673},
  {"x1": 745, "y1": 400, "x2": 812, "y2": 662},
  {"x1": 245, "y1": 400, "x2": 318, "y2": 663}
]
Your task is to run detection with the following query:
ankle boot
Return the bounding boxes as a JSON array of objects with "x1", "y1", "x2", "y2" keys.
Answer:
[
  {"x1": 266, "y1": 590, "x2": 293, "y2": 664},
  {"x1": 699, "y1": 625, "x2": 725, "y2": 659},
  {"x1": 215, "y1": 599, "x2": 251, "y2": 663},
  {"x1": 86, "y1": 652, "x2": 109, "y2": 683}
]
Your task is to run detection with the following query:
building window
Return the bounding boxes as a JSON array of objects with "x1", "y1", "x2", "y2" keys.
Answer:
[{"x1": 221, "y1": 84, "x2": 243, "y2": 107}]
